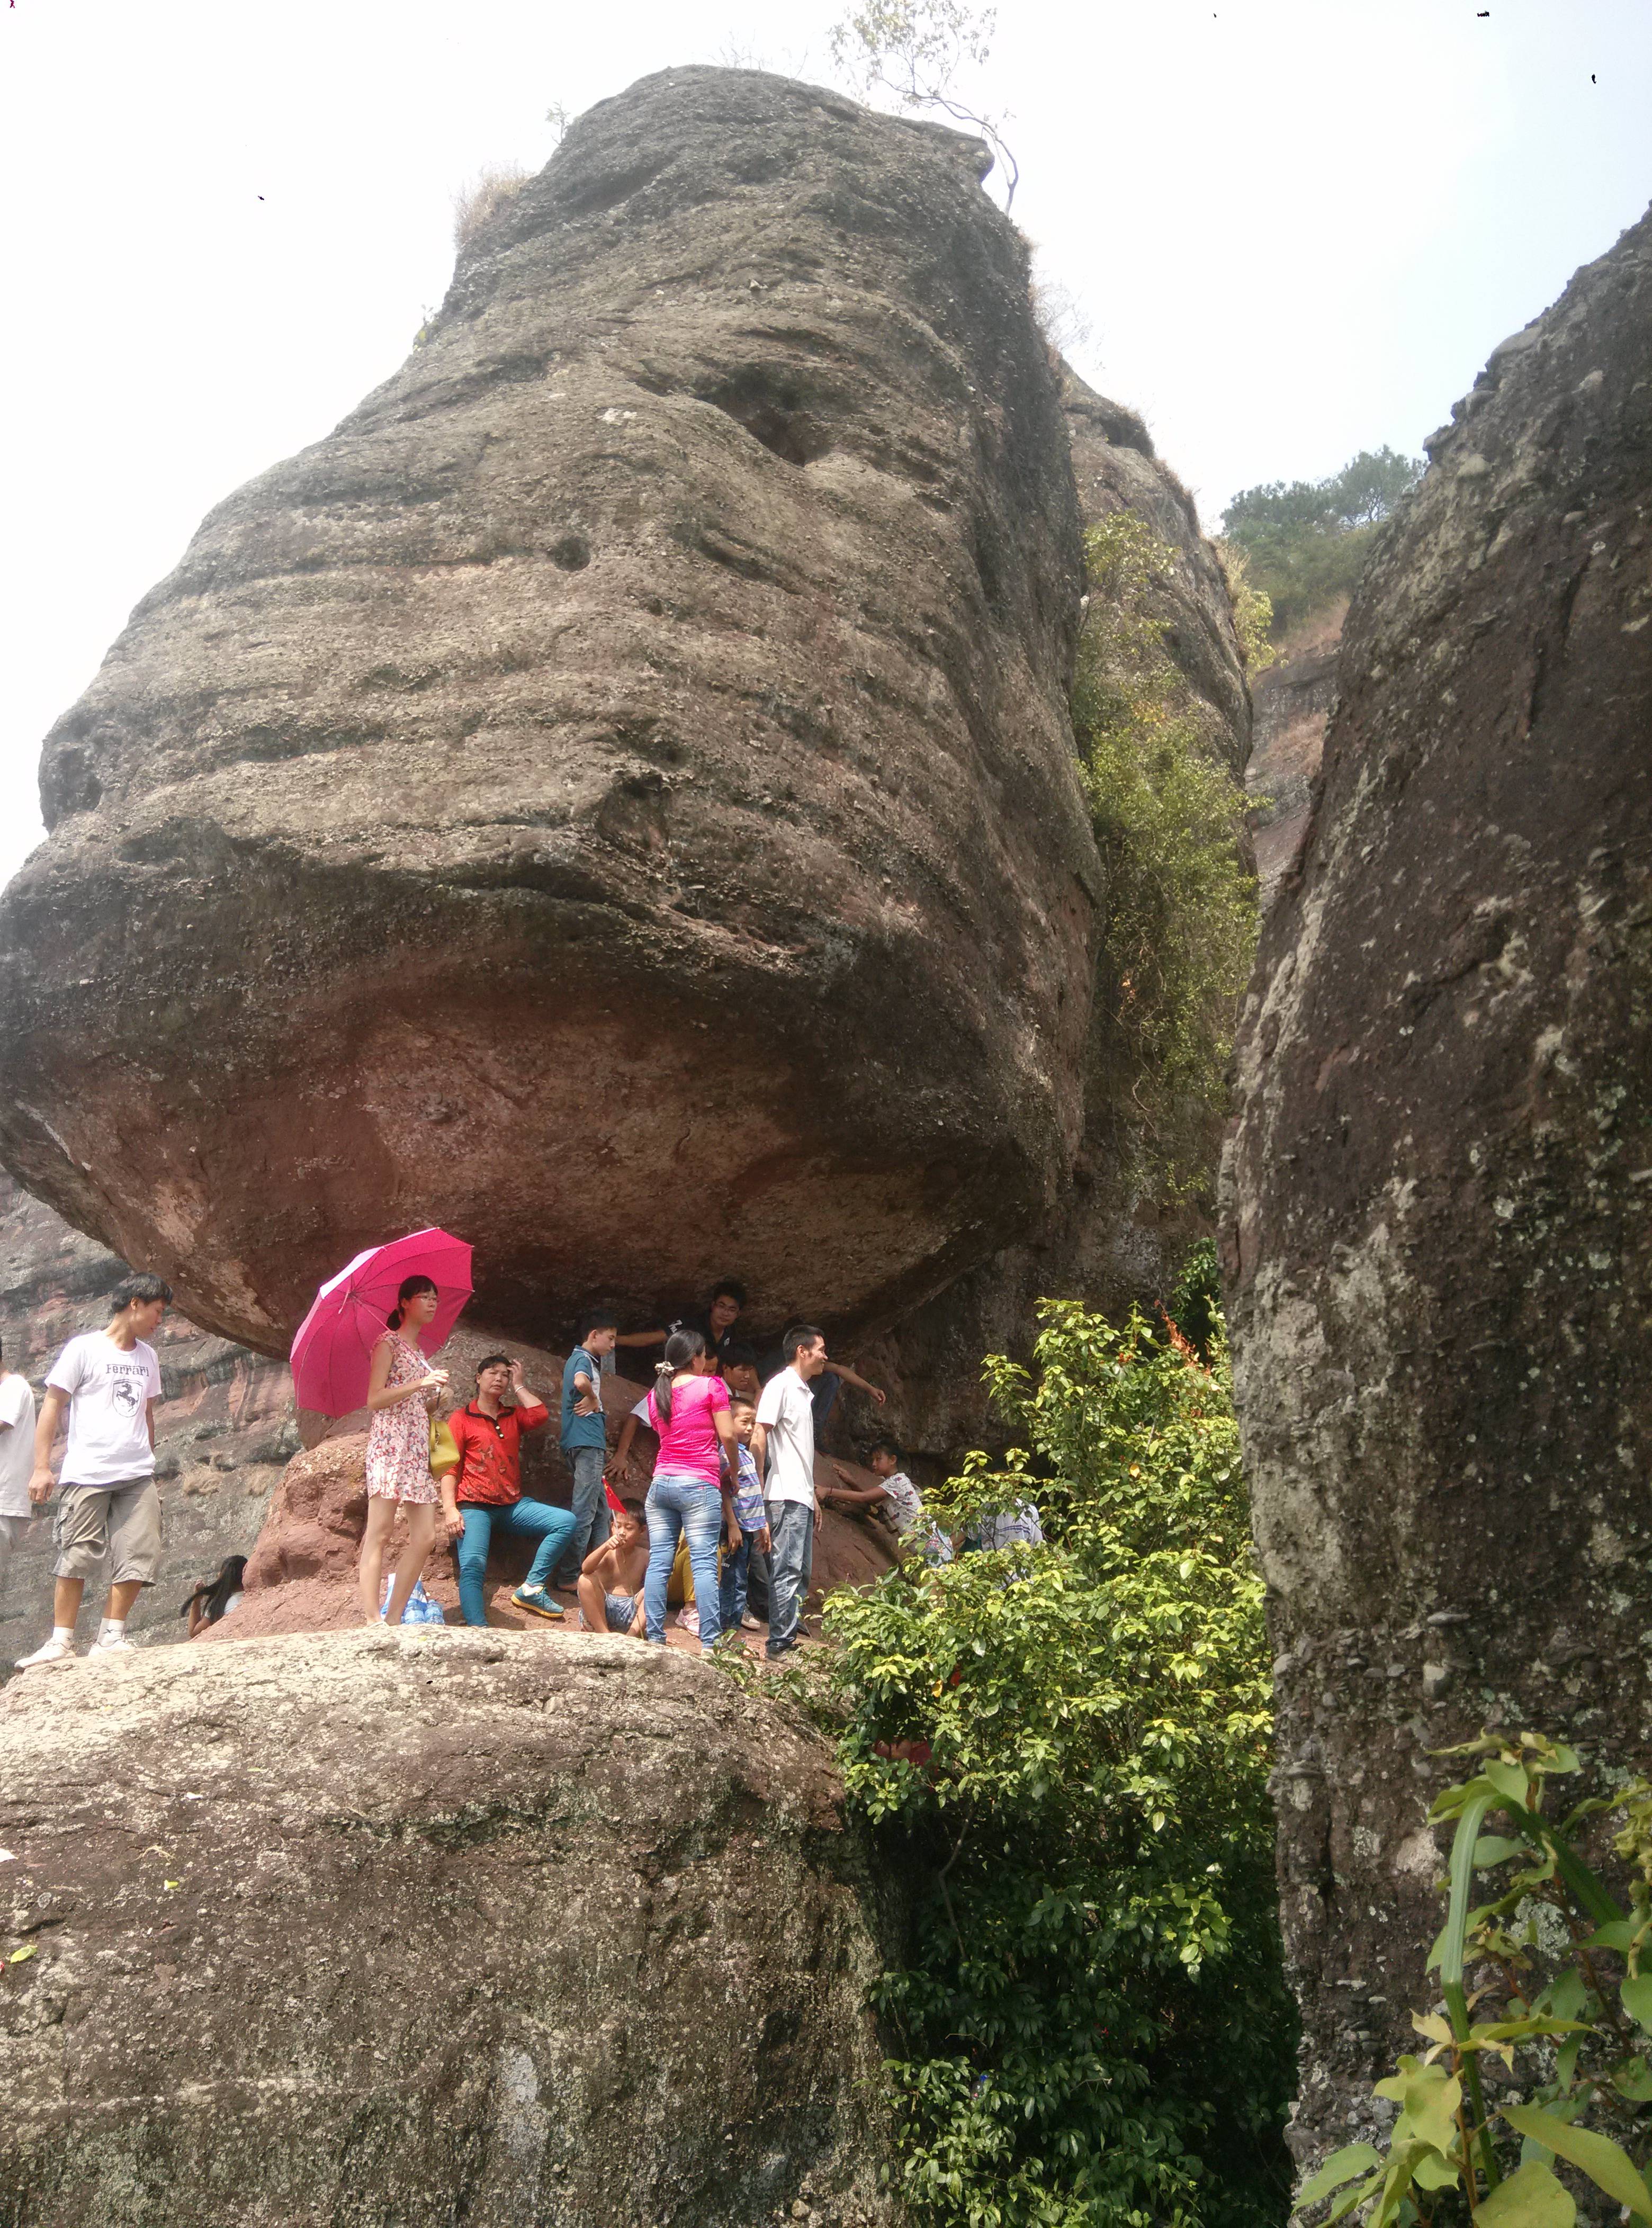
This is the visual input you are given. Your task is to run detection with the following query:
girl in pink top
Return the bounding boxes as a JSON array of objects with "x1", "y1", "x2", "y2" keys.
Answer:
[{"x1": 642, "y1": 1328, "x2": 741, "y2": 1649}]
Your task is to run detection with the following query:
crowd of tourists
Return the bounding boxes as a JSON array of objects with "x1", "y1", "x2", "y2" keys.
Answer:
[{"x1": 1, "y1": 1270, "x2": 999, "y2": 1670}]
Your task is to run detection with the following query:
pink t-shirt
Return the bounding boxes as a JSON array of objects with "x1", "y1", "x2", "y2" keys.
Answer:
[{"x1": 647, "y1": 1373, "x2": 730, "y2": 1486}]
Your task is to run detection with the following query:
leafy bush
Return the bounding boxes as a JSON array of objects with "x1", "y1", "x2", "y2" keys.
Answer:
[
  {"x1": 827, "y1": 1298, "x2": 1296, "y2": 2228},
  {"x1": 1219, "y1": 448, "x2": 1422, "y2": 640},
  {"x1": 1302, "y1": 1735, "x2": 1652, "y2": 2228},
  {"x1": 1074, "y1": 514, "x2": 1257, "y2": 1198}
]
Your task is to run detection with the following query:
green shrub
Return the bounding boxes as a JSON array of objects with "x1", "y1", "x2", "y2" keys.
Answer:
[
  {"x1": 1301, "y1": 1735, "x2": 1652, "y2": 2228},
  {"x1": 1075, "y1": 514, "x2": 1257, "y2": 1199},
  {"x1": 827, "y1": 1297, "x2": 1296, "y2": 2228}
]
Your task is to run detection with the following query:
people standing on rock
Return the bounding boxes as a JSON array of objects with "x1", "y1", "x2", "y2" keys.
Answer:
[
  {"x1": 181, "y1": 1553, "x2": 248, "y2": 1638},
  {"x1": 358, "y1": 1275, "x2": 449, "y2": 1628},
  {"x1": 441, "y1": 1354, "x2": 570, "y2": 1625},
  {"x1": 641, "y1": 1328, "x2": 742, "y2": 1652},
  {"x1": 555, "y1": 1310, "x2": 618, "y2": 1592},
  {"x1": 15, "y1": 1271, "x2": 171, "y2": 1668},
  {"x1": 576, "y1": 1499, "x2": 650, "y2": 1637},
  {"x1": 717, "y1": 1395, "x2": 770, "y2": 1637},
  {"x1": 752, "y1": 1324, "x2": 829, "y2": 1660},
  {"x1": 0, "y1": 1331, "x2": 39, "y2": 1598}
]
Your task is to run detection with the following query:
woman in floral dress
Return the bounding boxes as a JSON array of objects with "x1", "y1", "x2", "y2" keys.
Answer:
[{"x1": 358, "y1": 1275, "x2": 450, "y2": 1624}]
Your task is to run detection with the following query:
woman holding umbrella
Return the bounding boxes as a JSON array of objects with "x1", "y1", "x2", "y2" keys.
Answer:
[{"x1": 360, "y1": 1274, "x2": 450, "y2": 1625}]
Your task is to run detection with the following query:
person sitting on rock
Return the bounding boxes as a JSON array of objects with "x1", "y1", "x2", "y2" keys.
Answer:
[
  {"x1": 717, "y1": 1396, "x2": 770, "y2": 1637},
  {"x1": 16, "y1": 1270, "x2": 172, "y2": 1668},
  {"x1": 825, "y1": 1438, "x2": 953, "y2": 1566},
  {"x1": 358, "y1": 1275, "x2": 450, "y2": 1628},
  {"x1": 442, "y1": 1355, "x2": 569, "y2": 1625},
  {"x1": 576, "y1": 1499, "x2": 649, "y2": 1637},
  {"x1": 181, "y1": 1553, "x2": 248, "y2": 1639}
]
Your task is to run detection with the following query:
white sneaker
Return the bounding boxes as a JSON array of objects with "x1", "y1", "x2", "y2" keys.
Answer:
[
  {"x1": 87, "y1": 1635, "x2": 136, "y2": 1658},
  {"x1": 15, "y1": 1636, "x2": 75, "y2": 1669}
]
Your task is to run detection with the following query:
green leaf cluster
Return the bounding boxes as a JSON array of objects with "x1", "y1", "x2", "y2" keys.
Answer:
[
  {"x1": 1219, "y1": 447, "x2": 1422, "y2": 640},
  {"x1": 1298, "y1": 1734, "x2": 1652, "y2": 2228},
  {"x1": 825, "y1": 1296, "x2": 1296, "y2": 2228},
  {"x1": 1074, "y1": 514, "x2": 1258, "y2": 1201}
]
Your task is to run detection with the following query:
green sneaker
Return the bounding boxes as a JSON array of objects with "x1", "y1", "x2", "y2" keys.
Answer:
[{"x1": 513, "y1": 1586, "x2": 565, "y2": 1622}]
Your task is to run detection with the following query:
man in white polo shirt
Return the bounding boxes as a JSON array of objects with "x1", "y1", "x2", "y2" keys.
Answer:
[
  {"x1": 15, "y1": 1271, "x2": 171, "y2": 1668},
  {"x1": 751, "y1": 1322, "x2": 828, "y2": 1660}
]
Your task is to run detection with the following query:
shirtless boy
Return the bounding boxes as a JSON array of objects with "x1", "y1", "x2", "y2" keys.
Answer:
[{"x1": 577, "y1": 1501, "x2": 649, "y2": 1637}]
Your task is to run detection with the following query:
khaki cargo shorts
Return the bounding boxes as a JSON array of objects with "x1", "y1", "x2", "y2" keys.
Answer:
[{"x1": 52, "y1": 1476, "x2": 163, "y2": 1585}]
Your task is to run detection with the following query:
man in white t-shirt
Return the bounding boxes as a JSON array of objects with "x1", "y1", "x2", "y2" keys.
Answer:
[
  {"x1": 15, "y1": 1272, "x2": 172, "y2": 1669},
  {"x1": 0, "y1": 1333, "x2": 39, "y2": 1595},
  {"x1": 751, "y1": 1322, "x2": 828, "y2": 1660}
]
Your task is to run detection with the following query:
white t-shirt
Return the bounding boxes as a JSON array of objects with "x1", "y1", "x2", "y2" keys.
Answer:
[
  {"x1": 756, "y1": 1366, "x2": 816, "y2": 1511},
  {"x1": 47, "y1": 1333, "x2": 161, "y2": 1487},
  {"x1": 879, "y1": 1469, "x2": 954, "y2": 1566},
  {"x1": 0, "y1": 1373, "x2": 37, "y2": 1517}
]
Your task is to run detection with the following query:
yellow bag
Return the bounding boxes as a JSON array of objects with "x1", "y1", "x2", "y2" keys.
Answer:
[{"x1": 428, "y1": 1417, "x2": 461, "y2": 1478}]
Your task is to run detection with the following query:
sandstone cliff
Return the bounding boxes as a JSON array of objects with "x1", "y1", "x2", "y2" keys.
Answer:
[
  {"x1": 0, "y1": 1628, "x2": 900, "y2": 2225},
  {"x1": 0, "y1": 65, "x2": 1097, "y2": 1367},
  {"x1": 0, "y1": 1178, "x2": 291, "y2": 1665},
  {"x1": 1245, "y1": 602, "x2": 1344, "y2": 906},
  {"x1": 1223, "y1": 205, "x2": 1652, "y2": 2163}
]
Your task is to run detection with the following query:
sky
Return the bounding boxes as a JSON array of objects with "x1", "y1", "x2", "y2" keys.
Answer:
[{"x1": 1, "y1": 0, "x2": 1648, "y2": 887}]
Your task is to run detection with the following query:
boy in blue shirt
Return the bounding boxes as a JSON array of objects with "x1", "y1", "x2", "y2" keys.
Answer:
[{"x1": 554, "y1": 1310, "x2": 617, "y2": 1589}]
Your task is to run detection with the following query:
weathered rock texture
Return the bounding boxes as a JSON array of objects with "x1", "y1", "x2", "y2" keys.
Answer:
[
  {"x1": 1223, "y1": 208, "x2": 1652, "y2": 2164},
  {"x1": 1245, "y1": 602, "x2": 1344, "y2": 906},
  {"x1": 0, "y1": 1627, "x2": 901, "y2": 2227},
  {"x1": 0, "y1": 1177, "x2": 292, "y2": 1665},
  {"x1": 868, "y1": 370, "x2": 1253, "y2": 1451},
  {"x1": 0, "y1": 65, "x2": 1098, "y2": 1364}
]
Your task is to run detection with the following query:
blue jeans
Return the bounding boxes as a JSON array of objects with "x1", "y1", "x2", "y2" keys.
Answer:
[
  {"x1": 719, "y1": 1530, "x2": 756, "y2": 1630},
  {"x1": 555, "y1": 1444, "x2": 610, "y2": 1587},
  {"x1": 766, "y1": 1499, "x2": 814, "y2": 1657},
  {"x1": 644, "y1": 1472, "x2": 724, "y2": 1650},
  {"x1": 454, "y1": 1498, "x2": 577, "y2": 1628}
]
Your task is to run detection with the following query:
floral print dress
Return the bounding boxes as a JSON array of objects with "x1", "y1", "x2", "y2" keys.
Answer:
[{"x1": 364, "y1": 1334, "x2": 439, "y2": 1504}]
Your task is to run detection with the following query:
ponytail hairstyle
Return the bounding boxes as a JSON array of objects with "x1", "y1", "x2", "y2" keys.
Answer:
[
  {"x1": 653, "y1": 1327, "x2": 706, "y2": 1428},
  {"x1": 388, "y1": 1273, "x2": 437, "y2": 1332}
]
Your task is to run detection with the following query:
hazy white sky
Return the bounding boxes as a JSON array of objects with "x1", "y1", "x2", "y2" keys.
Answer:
[{"x1": 1, "y1": 0, "x2": 1648, "y2": 886}]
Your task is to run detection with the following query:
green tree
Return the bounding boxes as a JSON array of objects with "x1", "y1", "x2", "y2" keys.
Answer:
[
  {"x1": 830, "y1": 1, "x2": 1019, "y2": 203},
  {"x1": 827, "y1": 1297, "x2": 1296, "y2": 2228},
  {"x1": 1074, "y1": 513, "x2": 1258, "y2": 1199},
  {"x1": 1220, "y1": 446, "x2": 1422, "y2": 640}
]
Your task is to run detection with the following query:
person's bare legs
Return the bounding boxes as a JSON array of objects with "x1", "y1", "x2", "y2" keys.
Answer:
[
  {"x1": 101, "y1": 1579, "x2": 143, "y2": 1623},
  {"x1": 358, "y1": 1497, "x2": 398, "y2": 1622},
  {"x1": 51, "y1": 1575, "x2": 86, "y2": 1632},
  {"x1": 577, "y1": 1571, "x2": 607, "y2": 1632},
  {"x1": 384, "y1": 1503, "x2": 437, "y2": 1627}
]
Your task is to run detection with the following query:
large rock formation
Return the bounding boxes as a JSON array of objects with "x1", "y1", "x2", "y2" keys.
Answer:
[
  {"x1": 1244, "y1": 602, "x2": 1344, "y2": 906},
  {"x1": 0, "y1": 65, "x2": 1098, "y2": 1365},
  {"x1": 0, "y1": 1627, "x2": 901, "y2": 2226},
  {"x1": 866, "y1": 371, "x2": 1253, "y2": 1449},
  {"x1": 0, "y1": 1177, "x2": 292, "y2": 1665},
  {"x1": 1223, "y1": 208, "x2": 1652, "y2": 2162}
]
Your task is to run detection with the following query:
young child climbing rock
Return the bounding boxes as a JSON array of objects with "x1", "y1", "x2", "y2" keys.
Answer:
[{"x1": 577, "y1": 1501, "x2": 649, "y2": 1637}]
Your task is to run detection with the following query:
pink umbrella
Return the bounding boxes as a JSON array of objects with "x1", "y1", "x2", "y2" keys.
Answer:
[{"x1": 290, "y1": 1228, "x2": 474, "y2": 1417}]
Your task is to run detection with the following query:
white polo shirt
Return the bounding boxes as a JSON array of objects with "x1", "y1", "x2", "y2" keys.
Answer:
[{"x1": 756, "y1": 1365, "x2": 816, "y2": 1512}]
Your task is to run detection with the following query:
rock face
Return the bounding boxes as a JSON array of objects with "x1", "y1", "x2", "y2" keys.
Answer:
[
  {"x1": 0, "y1": 1176, "x2": 292, "y2": 1665},
  {"x1": 0, "y1": 1627, "x2": 901, "y2": 2227},
  {"x1": 869, "y1": 371, "x2": 1253, "y2": 1451},
  {"x1": 0, "y1": 65, "x2": 1097, "y2": 1365},
  {"x1": 1244, "y1": 602, "x2": 1344, "y2": 906},
  {"x1": 1223, "y1": 208, "x2": 1652, "y2": 2163}
]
